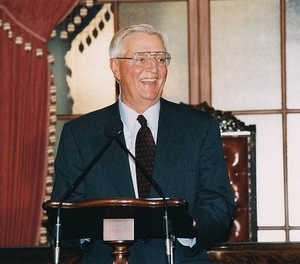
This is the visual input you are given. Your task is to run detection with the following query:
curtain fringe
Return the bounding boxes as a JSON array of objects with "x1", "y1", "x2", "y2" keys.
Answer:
[{"x1": 0, "y1": 5, "x2": 46, "y2": 42}]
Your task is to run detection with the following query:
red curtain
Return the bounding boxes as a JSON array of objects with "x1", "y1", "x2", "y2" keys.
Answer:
[{"x1": 0, "y1": 0, "x2": 78, "y2": 246}]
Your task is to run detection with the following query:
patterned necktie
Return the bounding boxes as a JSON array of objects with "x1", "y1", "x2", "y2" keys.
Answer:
[{"x1": 135, "y1": 115, "x2": 156, "y2": 198}]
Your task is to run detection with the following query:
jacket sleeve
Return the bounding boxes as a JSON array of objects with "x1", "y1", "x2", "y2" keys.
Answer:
[{"x1": 182, "y1": 117, "x2": 236, "y2": 257}]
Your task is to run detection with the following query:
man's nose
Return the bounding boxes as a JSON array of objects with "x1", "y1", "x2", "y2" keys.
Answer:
[{"x1": 145, "y1": 56, "x2": 158, "y2": 72}]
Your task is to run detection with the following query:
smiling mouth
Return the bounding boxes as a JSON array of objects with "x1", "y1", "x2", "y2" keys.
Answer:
[{"x1": 141, "y1": 78, "x2": 157, "y2": 84}]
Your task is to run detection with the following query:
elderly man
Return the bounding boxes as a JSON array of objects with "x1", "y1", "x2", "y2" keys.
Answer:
[{"x1": 51, "y1": 24, "x2": 235, "y2": 263}]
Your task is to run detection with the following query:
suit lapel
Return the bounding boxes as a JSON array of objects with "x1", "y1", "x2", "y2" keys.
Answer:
[
  {"x1": 104, "y1": 136, "x2": 135, "y2": 197},
  {"x1": 155, "y1": 99, "x2": 182, "y2": 161},
  {"x1": 92, "y1": 102, "x2": 135, "y2": 197},
  {"x1": 150, "y1": 99, "x2": 182, "y2": 197}
]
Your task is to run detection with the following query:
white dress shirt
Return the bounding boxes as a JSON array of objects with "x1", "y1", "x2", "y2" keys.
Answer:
[{"x1": 118, "y1": 96, "x2": 160, "y2": 198}]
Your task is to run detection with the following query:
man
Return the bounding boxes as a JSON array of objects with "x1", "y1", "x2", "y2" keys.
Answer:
[{"x1": 51, "y1": 24, "x2": 235, "y2": 263}]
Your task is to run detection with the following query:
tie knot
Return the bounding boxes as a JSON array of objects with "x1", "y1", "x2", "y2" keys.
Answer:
[{"x1": 137, "y1": 115, "x2": 147, "y2": 127}]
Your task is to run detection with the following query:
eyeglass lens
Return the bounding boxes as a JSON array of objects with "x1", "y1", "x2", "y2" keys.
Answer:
[{"x1": 134, "y1": 52, "x2": 171, "y2": 67}]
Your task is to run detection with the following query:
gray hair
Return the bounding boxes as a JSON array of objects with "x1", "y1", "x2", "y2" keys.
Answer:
[{"x1": 109, "y1": 24, "x2": 168, "y2": 58}]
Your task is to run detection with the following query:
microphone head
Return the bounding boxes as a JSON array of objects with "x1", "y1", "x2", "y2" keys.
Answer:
[{"x1": 105, "y1": 117, "x2": 123, "y2": 138}]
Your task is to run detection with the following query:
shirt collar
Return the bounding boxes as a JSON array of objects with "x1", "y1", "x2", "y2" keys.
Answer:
[{"x1": 118, "y1": 94, "x2": 160, "y2": 132}]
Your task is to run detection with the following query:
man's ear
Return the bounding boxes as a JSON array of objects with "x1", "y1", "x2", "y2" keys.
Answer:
[{"x1": 110, "y1": 58, "x2": 120, "y2": 81}]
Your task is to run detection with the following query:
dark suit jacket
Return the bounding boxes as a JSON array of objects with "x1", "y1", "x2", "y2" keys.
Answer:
[{"x1": 51, "y1": 98, "x2": 235, "y2": 263}]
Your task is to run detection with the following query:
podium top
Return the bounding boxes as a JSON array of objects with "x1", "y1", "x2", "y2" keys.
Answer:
[
  {"x1": 42, "y1": 198, "x2": 196, "y2": 240},
  {"x1": 43, "y1": 197, "x2": 187, "y2": 210}
]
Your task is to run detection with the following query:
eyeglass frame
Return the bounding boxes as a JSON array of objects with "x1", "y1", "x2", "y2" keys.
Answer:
[{"x1": 115, "y1": 51, "x2": 172, "y2": 67}]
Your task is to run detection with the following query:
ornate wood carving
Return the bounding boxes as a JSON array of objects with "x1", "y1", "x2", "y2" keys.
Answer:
[{"x1": 187, "y1": 101, "x2": 255, "y2": 133}]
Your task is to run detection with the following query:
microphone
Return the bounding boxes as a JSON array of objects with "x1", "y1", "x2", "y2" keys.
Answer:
[
  {"x1": 106, "y1": 117, "x2": 173, "y2": 264},
  {"x1": 105, "y1": 116, "x2": 123, "y2": 138},
  {"x1": 53, "y1": 119, "x2": 122, "y2": 264}
]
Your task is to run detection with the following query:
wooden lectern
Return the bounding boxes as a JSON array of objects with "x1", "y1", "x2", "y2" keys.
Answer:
[{"x1": 42, "y1": 198, "x2": 196, "y2": 263}]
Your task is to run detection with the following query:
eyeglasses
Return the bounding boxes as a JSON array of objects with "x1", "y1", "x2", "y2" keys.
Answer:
[{"x1": 116, "y1": 51, "x2": 172, "y2": 67}]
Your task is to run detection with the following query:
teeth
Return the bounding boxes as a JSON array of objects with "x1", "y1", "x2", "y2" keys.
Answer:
[{"x1": 142, "y1": 78, "x2": 156, "y2": 83}]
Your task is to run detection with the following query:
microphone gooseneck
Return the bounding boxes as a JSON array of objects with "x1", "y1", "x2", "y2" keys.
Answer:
[{"x1": 53, "y1": 118, "x2": 122, "y2": 264}]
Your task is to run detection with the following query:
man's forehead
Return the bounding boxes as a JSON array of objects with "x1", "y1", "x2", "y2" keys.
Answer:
[{"x1": 123, "y1": 32, "x2": 165, "y2": 52}]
